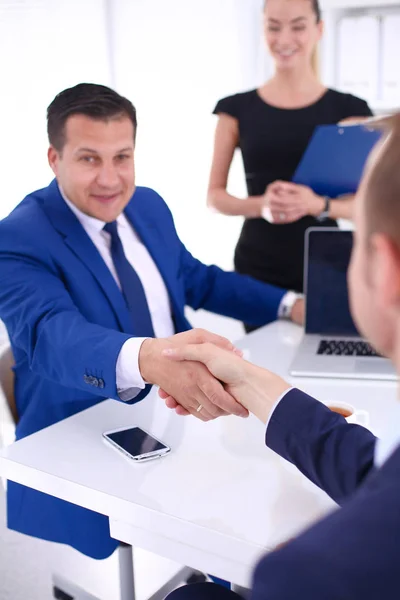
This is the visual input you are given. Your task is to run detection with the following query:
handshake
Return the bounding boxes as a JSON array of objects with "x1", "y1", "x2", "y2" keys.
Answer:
[{"x1": 138, "y1": 329, "x2": 291, "y2": 424}]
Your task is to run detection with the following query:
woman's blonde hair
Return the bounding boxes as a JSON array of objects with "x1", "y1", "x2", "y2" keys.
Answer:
[{"x1": 311, "y1": 46, "x2": 319, "y2": 78}]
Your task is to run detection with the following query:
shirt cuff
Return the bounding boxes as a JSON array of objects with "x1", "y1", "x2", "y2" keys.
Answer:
[
  {"x1": 116, "y1": 337, "x2": 148, "y2": 402},
  {"x1": 265, "y1": 387, "x2": 294, "y2": 432},
  {"x1": 278, "y1": 291, "x2": 303, "y2": 319}
]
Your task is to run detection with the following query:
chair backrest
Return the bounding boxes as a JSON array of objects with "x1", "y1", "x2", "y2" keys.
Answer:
[{"x1": 0, "y1": 345, "x2": 17, "y2": 424}]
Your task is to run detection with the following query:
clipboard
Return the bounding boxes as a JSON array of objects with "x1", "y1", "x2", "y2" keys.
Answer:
[{"x1": 292, "y1": 124, "x2": 382, "y2": 198}]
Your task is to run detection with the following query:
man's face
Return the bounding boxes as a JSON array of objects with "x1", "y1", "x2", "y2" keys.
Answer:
[
  {"x1": 48, "y1": 114, "x2": 136, "y2": 222},
  {"x1": 348, "y1": 176, "x2": 396, "y2": 358}
]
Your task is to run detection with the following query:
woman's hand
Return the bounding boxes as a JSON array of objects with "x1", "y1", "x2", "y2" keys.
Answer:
[
  {"x1": 160, "y1": 343, "x2": 291, "y2": 423},
  {"x1": 265, "y1": 181, "x2": 325, "y2": 224}
]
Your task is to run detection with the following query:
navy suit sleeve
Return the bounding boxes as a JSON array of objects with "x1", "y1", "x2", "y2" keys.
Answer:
[
  {"x1": 0, "y1": 224, "x2": 132, "y2": 401},
  {"x1": 252, "y1": 451, "x2": 399, "y2": 600},
  {"x1": 266, "y1": 389, "x2": 376, "y2": 504},
  {"x1": 180, "y1": 246, "x2": 286, "y2": 327}
]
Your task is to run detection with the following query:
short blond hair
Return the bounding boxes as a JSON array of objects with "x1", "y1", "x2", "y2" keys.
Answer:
[{"x1": 365, "y1": 114, "x2": 400, "y2": 245}]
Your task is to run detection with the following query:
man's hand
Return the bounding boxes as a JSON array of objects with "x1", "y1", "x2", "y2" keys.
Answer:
[
  {"x1": 265, "y1": 181, "x2": 324, "y2": 224},
  {"x1": 139, "y1": 329, "x2": 248, "y2": 421},
  {"x1": 161, "y1": 343, "x2": 291, "y2": 424}
]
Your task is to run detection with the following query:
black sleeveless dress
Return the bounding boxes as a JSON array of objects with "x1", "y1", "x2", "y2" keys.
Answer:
[{"x1": 213, "y1": 89, "x2": 372, "y2": 293}]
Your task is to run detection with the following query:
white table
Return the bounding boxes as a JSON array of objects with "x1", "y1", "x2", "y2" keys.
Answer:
[{"x1": 0, "y1": 321, "x2": 397, "y2": 587}]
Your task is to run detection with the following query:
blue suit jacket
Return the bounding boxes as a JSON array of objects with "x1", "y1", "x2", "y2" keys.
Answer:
[{"x1": 0, "y1": 180, "x2": 285, "y2": 559}]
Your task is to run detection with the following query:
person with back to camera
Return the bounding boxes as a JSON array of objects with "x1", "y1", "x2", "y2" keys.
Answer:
[
  {"x1": 208, "y1": 0, "x2": 373, "y2": 332},
  {"x1": 163, "y1": 113, "x2": 400, "y2": 599}
]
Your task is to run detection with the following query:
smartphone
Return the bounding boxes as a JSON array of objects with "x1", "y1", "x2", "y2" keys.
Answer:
[{"x1": 103, "y1": 426, "x2": 171, "y2": 462}]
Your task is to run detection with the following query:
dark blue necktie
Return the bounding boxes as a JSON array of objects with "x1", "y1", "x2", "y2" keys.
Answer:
[{"x1": 104, "y1": 221, "x2": 155, "y2": 337}]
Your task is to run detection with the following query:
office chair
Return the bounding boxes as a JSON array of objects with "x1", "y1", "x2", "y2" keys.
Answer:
[
  {"x1": 0, "y1": 345, "x2": 17, "y2": 427},
  {"x1": 0, "y1": 345, "x2": 17, "y2": 466},
  {"x1": 0, "y1": 342, "x2": 205, "y2": 600}
]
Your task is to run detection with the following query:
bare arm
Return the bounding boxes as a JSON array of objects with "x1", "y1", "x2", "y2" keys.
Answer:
[
  {"x1": 303, "y1": 190, "x2": 356, "y2": 221},
  {"x1": 207, "y1": 114, "x2": 265, "y2": 218},
  {"x1": 328, "y1": 194, "x2": 355, "y2": 221}
]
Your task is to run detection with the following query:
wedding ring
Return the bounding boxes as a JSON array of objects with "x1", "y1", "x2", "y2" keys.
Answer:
[
  {"x1": 279, "y1": 212, "x2": 286, "y2": 221},
  {"x1": 196, "y1": 404, "x2": 203, "y2": 413}
]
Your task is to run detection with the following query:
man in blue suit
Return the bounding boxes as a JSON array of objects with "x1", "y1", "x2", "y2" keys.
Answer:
[
  {"x1": 163, "y1": 113, "x2": 400, "y2": 598},
  {"x1": 0, "y1": 83, "x2": 303, "y2": 560}
]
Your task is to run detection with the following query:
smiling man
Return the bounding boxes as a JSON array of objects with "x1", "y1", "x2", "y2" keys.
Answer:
[
  {"x1": 49, "y1": 113, "x2": 136, "y2": 221},
  {"x1": 0, "y1": 83, "x2": 303, "y2": 560}
]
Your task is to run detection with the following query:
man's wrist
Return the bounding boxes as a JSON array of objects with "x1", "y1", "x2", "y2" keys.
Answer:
[
  {"x1": 278, "y1": 291, "x2": 303, "y2": 320},
  {"x1": 138, "y1": 338, "x2": 160, "y2": 384},
  {"x1": 116, "y1": 337, "x2": 149, "y2": 401},
  {"x1": 233, "y1": 363, "x2": 291, "y2": 423}
]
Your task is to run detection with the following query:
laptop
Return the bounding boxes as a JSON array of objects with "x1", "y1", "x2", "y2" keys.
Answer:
[{"x1": 289, "y1": 228, "x2": 396, "y2": 380}]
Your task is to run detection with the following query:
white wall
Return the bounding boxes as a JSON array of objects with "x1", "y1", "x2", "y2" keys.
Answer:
[
  {"x1": 322, "y1": 0, "x2": 400, "y2": 8},
  {"x1": 320, "y1": 3, "x2": 400, "y2": 113},
  {"x1": 108, "y1": 0, "x2": 269, "y2": 269},
  {"x1": 0, "y1": 0, "x2": 113, "y2": 219}
]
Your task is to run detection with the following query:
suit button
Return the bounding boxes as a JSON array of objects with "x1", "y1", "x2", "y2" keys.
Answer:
[
  {"x1": 98, "y1": 379, "x2": 105, "y2": 389},
  {"x1": 83, "y1": 375, "x2": 90, "y2": 384},
  {"x1": 92, "y1": 378, "x2": 99, "y2": 387}
]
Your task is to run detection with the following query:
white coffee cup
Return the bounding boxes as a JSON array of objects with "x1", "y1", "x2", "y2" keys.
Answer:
[{"x1": 327, "y1": 401, "x2": 369, "y2": 427}]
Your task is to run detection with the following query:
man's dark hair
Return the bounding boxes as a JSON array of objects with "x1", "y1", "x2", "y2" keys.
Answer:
[{"x1": 47, "y1": 83, "x2": 137, "y2": 152}]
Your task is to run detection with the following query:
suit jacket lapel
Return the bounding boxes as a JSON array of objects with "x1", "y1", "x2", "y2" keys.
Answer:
[{"x1": 42, "y1": 180, "x2": 135, "y2": 334}]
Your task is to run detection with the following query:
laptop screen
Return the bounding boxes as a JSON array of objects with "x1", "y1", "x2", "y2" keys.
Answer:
[{"x1": 305, "y1": 229, "x2": 359, "y2": 336}]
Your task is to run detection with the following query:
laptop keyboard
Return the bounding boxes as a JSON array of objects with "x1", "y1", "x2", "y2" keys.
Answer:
[{"x1": 317, "y1": 340, "x2": 381, "y2": 357}]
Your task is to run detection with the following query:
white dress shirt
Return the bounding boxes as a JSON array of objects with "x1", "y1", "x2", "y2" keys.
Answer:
[{"x1": 62, "y1": 192, "x2": 175, "y2": 399}]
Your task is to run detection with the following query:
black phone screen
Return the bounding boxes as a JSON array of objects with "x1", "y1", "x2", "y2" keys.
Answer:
[{"x1": 105, "y1": 427, "x2": 167, "y2": 457}]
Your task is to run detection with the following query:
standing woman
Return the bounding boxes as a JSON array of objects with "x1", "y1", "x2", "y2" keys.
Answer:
[{"x1": 208, "y1": 0, "x2": 372, "y2": 331}]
